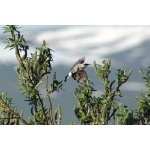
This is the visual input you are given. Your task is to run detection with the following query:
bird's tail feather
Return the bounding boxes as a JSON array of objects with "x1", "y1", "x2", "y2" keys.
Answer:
[{"x1": 64, "y1": 75, "x2": 68, "y2": 82}]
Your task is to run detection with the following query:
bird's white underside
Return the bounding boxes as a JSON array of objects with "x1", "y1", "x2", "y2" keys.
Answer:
[{"x1": 68, "y1": 72, "x2": 72, "y2": 78}]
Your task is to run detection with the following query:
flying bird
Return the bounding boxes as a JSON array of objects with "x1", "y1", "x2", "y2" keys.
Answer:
[
  {"x1": 72, "y1": 69, "x2": 88, "y2": 83},
  {"x1": 64, "y1": 57, "x2": 90, "y2": 83}
]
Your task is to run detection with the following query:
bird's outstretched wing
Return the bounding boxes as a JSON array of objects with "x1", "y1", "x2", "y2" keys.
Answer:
[
  {"x1": 71, "y1": 57, "x2": 85, "y2": 70},
  {"x1": 72, "y1": 69, "x2": 88, "y2": 83}
]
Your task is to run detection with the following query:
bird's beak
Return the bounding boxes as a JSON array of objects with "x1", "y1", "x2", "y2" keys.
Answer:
[{"x1": 85, "y1": 64, "x2": 90, "y2": 66}]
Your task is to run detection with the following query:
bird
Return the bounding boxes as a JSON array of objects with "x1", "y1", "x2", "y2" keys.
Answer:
[
  {"x1": 72, "y1": 69, "x2": 88, "y2": 83},
  {"x1": 64, "y1": 56, "x2": 90, "y2": 83}
]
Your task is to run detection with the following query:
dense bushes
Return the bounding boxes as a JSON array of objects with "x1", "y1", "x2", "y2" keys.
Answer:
[{"x1": 0, "y1": 25, "x2": 149, "y2": 125}]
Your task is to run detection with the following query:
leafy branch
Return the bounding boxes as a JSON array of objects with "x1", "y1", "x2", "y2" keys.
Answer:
[
  {"x1": 74, "y1": 60, "x2": 133, "y2": 125},
  {"x1": 0, "y1": 92, "x2": 28, "y2": 125},
  {"x1": 1, "y1": 25, "x2": 63, "y2": 125}
]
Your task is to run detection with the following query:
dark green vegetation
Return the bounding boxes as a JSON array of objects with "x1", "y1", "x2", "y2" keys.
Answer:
[{"x1": 0, "y1": 25, "x2": 149, "y2": 125}]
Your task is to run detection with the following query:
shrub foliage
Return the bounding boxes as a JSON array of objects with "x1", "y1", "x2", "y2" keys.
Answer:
[{"x1": 0, "y1": 25, "x2": 149, "y2": 125}]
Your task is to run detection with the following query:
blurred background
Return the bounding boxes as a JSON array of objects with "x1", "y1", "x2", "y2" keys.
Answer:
[{"x1": 0, "y1": 25, "x2": 150, "y2": 124}]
